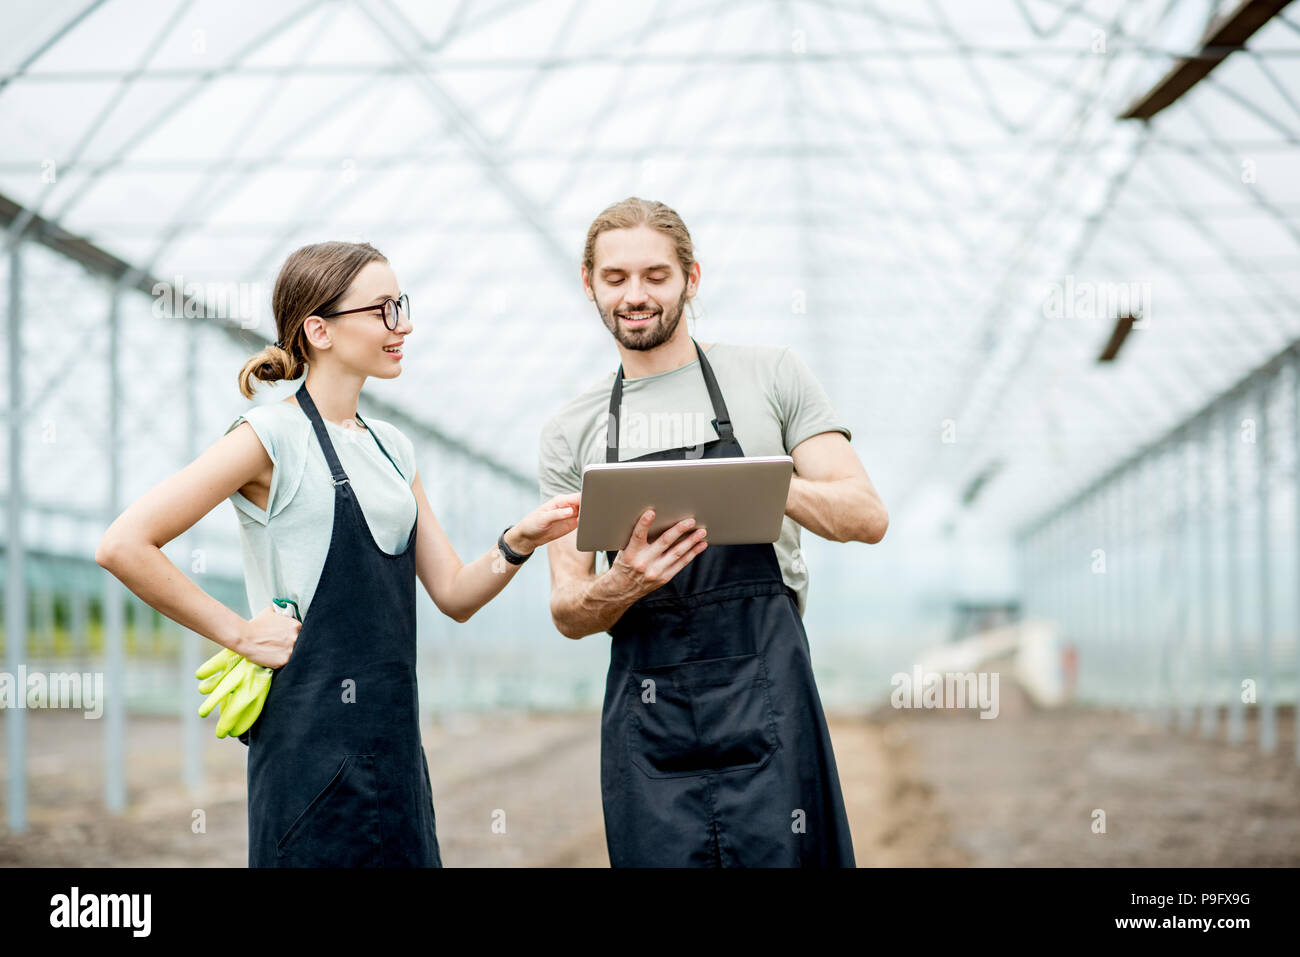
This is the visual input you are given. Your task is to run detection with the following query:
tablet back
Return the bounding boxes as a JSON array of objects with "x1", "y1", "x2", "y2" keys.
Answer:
[{"x1": 575, "y1": 455, "x2": 794, "y2": 552}]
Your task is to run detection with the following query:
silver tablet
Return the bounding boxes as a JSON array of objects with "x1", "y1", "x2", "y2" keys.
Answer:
[{"x1": 575, "y1": 455, "x2": 794, "y2": 552}]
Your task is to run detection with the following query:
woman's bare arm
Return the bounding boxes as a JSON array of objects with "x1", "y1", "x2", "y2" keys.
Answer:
[
  {"x1": 411, "y1": 471, "x2": 580, "y2": 623},
  {"x1": 94, "y1": 422, "x2": 297, "y2": 665}
]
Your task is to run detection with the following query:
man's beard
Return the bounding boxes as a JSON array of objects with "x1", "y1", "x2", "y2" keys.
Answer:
[{"x1": 598, "y1": 285, "x2": 689, "y2": 351}]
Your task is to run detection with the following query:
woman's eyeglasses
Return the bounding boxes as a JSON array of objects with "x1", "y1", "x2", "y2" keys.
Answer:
[{"x1": 319, "y1": 293, "x2": 410, "y2": 331}]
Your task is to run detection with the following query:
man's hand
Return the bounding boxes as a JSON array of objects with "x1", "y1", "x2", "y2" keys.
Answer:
[
  {"x1": 546, "y1": 507, "x2": 708, "y2": 639},
  {"x1": 609, "y1": 509, "x2": 709, "y2": 599}
]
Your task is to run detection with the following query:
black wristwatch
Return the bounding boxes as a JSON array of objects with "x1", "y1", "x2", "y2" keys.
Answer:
[{"x1": 497, "y1": 526, "x2": 532, "y2": 565}]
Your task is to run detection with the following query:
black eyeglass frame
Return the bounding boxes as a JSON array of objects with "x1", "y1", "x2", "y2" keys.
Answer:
[{"x1": 319, "y1": 293, "x2": 410, "y2": 331}]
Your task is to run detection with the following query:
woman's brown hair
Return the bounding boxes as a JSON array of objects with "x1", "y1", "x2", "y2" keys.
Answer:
[{"x1": 237, "y1": 241, "x2": 388, "y2": 398}]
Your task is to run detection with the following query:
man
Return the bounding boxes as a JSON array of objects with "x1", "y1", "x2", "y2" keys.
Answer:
[{"x1": 538, "y1": 197, "x2": 888, "y2": 867}]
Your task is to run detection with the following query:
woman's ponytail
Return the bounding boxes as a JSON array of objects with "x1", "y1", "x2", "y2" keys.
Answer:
[{"x1": 237, "y1": 343, "x2": 305, "y2": 399}]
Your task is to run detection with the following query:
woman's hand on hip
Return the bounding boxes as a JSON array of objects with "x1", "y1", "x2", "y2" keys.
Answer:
[
  {"x1": 237, "y1": 604, "x2": 301, "y2": 668},
  {"x1": 510, "y1": 492, "x2": 582, "y2": 553}
]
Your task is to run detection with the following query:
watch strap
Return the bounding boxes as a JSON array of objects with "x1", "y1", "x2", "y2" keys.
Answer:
[{"x1": 497, "y1": 525, "x2": 531, "y2": 565}]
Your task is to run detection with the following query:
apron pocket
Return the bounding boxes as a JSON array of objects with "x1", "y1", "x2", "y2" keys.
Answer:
[
  {"x1": 626, "y1": 653, "x2": 778, "y2": 778},
  {"x1": 276, "y1": 753, "x2": 382, "y2": 866}
]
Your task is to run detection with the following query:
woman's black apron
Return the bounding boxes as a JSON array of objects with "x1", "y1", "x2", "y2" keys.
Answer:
[
  {"x1": 243, "y1": 381, "x2": 441, "y2": 867},
  {"x1": 600, "y1": 339, "x2": 855, "y2": 867}
]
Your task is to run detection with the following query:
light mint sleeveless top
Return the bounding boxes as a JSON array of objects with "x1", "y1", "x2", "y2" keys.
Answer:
[{"x1": 225, "y1": 399, "x2": 418, "y2": 624}]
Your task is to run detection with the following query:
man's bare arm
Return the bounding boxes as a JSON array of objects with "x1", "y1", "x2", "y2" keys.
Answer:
[
  {"x1": 547, "y1": 509, "x2": 707, "y2": 639},
  {"x1": 785, "y1": 431, "x2": 888, "y2": 544}
]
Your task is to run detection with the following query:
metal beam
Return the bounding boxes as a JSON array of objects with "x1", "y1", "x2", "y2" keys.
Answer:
[
  {"x1": 0, "y1": 0, "x2": 108, "y2": 96},
  {"x1": 15, "y1": 42, "x2": 1300, "y2": 81},
  {"x1": 104, "y1": 275, "x2": 126, "y2": 813},
  {"x1": 6, "y1": 238, "x2": 28, "y2": 832},
  {"x1": 1256, "y1": 371, "x2": 1277, "y2": 752},
  {"x1": 7, "y1": 135, "x2": 1296, "y2": 176},
  {"x1": 1119, "y1": 0, "x2": 1296, "y2": 119}
]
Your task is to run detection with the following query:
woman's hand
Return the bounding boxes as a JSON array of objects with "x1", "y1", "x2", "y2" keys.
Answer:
[
  {"x1": 236, "y1": 604, "x2": 301, "y2": 668},
  {"x1": 507, "y1": 492, "x2": 582, "y2": 554}
]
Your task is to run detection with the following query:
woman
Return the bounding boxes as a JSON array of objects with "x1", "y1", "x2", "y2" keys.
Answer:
[{"x1": 95, "y1": 240, "x2": 580, "y2": 867}]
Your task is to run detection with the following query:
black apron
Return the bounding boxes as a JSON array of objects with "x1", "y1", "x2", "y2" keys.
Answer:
[
  {"x1": 243, "y1": 381, "x2": 441, "y2": 867},
  {"x1": 600, "y1": 339, "x2": 855, "y2": 867}
]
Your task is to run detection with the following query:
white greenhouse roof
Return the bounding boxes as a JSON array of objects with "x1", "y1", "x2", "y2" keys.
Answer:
[{"x1": 3, "y1": 0, "x2": 1299, "y2": 539}]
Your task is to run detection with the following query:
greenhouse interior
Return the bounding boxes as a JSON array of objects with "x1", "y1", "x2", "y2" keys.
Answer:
[{"x1": 0, "y1": 0, "x2": 1298, "y2": 873}]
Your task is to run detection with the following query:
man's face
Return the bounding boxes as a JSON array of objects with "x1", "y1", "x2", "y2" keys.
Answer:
[{"x1": 585, "y1": 225, "x2": 696, "y2": 351}]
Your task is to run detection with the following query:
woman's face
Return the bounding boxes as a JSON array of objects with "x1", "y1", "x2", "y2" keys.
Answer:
[{"x1": 311, "y1": 260, "x2": 411, "y2": 379}]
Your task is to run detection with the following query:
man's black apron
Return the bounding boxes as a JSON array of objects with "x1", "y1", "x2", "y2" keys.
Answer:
[
  {"x1": 243, "y1": 381, "x2": 441, "y2": 867},
  {"x1": 600, "y1": 339, "x2": 855, "y2": 867}
]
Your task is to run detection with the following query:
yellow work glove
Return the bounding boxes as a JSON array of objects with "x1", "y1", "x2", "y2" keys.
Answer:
[
  {"x1": 198, "y1": 656, "x2": 273, "y2": 738},
  {"x1": 195, "y1": 647, "x2": 242, "y2": 695},
  {"x1": 195, "y1": 599, "x2": 295, "y2": 739}
]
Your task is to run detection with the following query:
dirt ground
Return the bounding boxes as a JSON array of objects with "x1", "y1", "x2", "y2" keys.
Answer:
[{"x1": 2, "y1": 687, "x2": 1298, "y2": 866}]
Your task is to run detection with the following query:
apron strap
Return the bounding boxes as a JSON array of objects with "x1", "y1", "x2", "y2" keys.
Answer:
[
  {"x1": 695, "y1": 340, "x2": 735, "y2": 444},
  {"x1": 606, "y1": 369, "x2": 624, "y2": 464},
  {"x1": 295, "y1": 382, "x2": 350, "y2": 486},
  {"x1": 355, "y1": 411, "x2": 407, "y2": 482},
  {"x1": 606, "y1": 339, "x2": 733, "y2": 464}
]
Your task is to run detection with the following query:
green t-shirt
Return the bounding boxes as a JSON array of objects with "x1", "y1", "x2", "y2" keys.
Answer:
[{"x1": 536, "y1": 341, "x2": 850, "y2": 616}]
